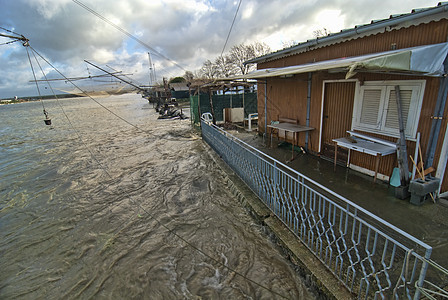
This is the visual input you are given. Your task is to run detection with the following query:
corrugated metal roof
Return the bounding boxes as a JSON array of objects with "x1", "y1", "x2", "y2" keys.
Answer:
[
  {"x1": 246, "y1": 2, "x2": 448, "y2": 65},
  {"x1": 232, "y1": 42, "x2": 448, "y2": 80}
]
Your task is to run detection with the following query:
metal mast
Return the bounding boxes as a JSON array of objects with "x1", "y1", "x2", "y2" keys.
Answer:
[{"x1": 147, "y1": 52, "x2": 156, "y2": 86}]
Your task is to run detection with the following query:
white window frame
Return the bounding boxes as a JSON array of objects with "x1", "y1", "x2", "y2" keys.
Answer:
[{"x1": 352, "y1": 80, "x2": 425, "y2": 140}]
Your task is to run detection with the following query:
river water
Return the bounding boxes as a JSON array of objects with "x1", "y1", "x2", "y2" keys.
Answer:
[{"x1": 0, "y1": 94, "x2": 312, "y2": 299}]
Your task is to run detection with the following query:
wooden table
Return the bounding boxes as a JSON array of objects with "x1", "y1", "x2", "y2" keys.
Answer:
[
  {"x1": 267, "y1": 123, "x2": 314, "y2": 161},
  {"x1": 333, "y1": 135, "x2": 396, "y2": 182}
]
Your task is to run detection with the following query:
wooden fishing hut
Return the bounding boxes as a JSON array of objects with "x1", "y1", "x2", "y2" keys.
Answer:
[{"x1": 233, "y1": 3, "x2": 448, "y2": 195}]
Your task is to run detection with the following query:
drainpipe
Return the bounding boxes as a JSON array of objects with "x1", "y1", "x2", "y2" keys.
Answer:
[
  {"x1": 425, "y1": 58, "x2": 448, "y2": 168},
  {"x1": 305, "y1": 72, "x2": 312, "y2": 150},
  {"x1": 264, "y1": 80, "x2": 268, "y2": 139}
]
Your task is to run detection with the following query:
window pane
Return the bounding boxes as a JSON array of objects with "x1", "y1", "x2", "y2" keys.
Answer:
[
  {"x1": 385, "y1": 89, "x2": 412, "y2": 131},
  {"x1": 360, "y1": 89, "x2": 382, "y2": 127}
]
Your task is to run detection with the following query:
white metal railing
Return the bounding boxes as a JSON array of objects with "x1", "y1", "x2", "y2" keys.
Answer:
[{"x1": 200, "y1": 117, "x2": 444, "y2": 299}]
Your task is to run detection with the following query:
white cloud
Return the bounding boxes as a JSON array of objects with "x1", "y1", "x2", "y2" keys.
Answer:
[
  {"x1": 0, "y1": 0, "x2": 442, "y2": 97},
  {"x1": 312, "y1": 9, "x2": 346, "y2": 34},
  {"x1": 91, "y1": 48, "x2": 115, "y2": 64}
]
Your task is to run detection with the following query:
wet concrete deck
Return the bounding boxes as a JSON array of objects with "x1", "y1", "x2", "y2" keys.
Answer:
[{"x1": 231, "y1": 129, "x2": 448, "y2": 264}]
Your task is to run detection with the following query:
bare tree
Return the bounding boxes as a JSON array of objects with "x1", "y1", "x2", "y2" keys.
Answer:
[
  {"x1": 313, "y1": 28, "x2": 331, "y2": 38},
  {"x1": 229, "y1": 42, "x2": 271, "y2": 75},
  {"x1": 282, "y1": 40, "x2": 298, "y2": 48},
  {"x1": 214, "y1": 55, "x2": 237, "y2": 78},
  {"x1": 196, "y1": 42, "x2": 271, "y2": 79},
  {"x1": 200, "y1": 59, "x2": 218, "y2": 79},
  {"x1": 183, "y1": 71, "x2": 194, "y2": 82}
]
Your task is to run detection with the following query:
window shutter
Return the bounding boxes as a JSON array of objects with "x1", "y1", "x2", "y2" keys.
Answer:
[
  {"x1": 359, "y1": 88, "x2": 382, "y2": 128},
  {"x1": 385, "y1": 89, "x2": 412, "y2": 134},
  {"x1": 352, "y1": 80, "x2": 424, "y2": 139}
]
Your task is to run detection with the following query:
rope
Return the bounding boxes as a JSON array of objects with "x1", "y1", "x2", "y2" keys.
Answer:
[
  {"x1": 0, "y1": 39, "x2": 20, "y2": 46},
  {"x1": 28, "y1": 46, "x2": 288, "y2": 298},
  {"x1": 24, "y1": 45, "x2": 47, "y2": 115},
  {"x1": 0, "y1": 26, "x2": 23, "y2": 36}
]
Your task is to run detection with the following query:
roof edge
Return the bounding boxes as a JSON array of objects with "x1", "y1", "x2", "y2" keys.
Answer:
[{"x1": 246, "y1": 2, "x2": 448, "y2": 65}]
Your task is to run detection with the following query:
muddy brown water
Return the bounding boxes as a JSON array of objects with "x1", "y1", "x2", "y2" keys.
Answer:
[{"x1": 0, "y1": 94, "x2": 313, "y2": 299}]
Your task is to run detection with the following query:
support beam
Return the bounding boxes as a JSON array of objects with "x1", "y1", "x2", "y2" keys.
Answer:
[
  {"x1": 395, "y1": 85, "x2": 410, "y2": 186},
  {"x1": 264, "y1": 81, "x2": 268, "y2": 139},
  {"x1": 305, "y1": 72, "x2": 312, "y2": 150},
  {"x1": 208, "y1": 88, "x2": 216, "y2": 125}
]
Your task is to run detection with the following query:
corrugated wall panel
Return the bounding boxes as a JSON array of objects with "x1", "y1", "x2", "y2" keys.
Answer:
[{"x1": 321, "y1": 82, "x2": 356, "y2": 161}]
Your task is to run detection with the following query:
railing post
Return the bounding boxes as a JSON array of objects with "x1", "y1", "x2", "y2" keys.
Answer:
[
  {"x1": 414, "y1": 248, "x2": 432, "y2": 300},
  {"x1": 273, "y1": 161, "x2": 278, "y2": 212}
]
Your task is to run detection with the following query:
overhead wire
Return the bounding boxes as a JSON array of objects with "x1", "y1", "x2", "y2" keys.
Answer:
[
  {"x1": 72, "y1": 0, "x2": 186, "y2": 73},
  {"x1": 28, "y1": 45, "x2": 288, "y2": 298},
  {"x1": 220, "y1": 0, "x2": 243, "y2": 57}
]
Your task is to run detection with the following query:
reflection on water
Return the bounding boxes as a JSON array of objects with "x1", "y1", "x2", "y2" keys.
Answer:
[{"x1": 0, "y1": 94, "x2": 312, "y2": 299}]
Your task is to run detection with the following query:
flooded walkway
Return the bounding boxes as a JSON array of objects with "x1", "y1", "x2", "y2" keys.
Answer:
[
  {"x1": 0, "y1": 95, "x2": 312, "y2": 299},
  {"x1": 232, "y1": 128, "x2": 448, "y2": 266}
]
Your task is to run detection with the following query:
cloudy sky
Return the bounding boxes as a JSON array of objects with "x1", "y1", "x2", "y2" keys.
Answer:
[{"x1": 0, "y1": 0, "x2": 441, "y2": 98}]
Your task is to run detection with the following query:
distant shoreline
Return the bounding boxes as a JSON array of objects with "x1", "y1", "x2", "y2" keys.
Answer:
[{"x1": 0, "y1": 94, "x2": 84, "y2": 105}]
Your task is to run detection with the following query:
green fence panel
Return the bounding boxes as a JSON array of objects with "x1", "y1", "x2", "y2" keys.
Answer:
[{"x1": 190, "y1": 92, "x2": 258, "y2": 124}]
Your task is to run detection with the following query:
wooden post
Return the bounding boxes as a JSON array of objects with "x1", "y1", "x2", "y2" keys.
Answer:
[
  {"x1": 395, "y1": 85, "x2": 410, "y2": 186},
  {"x1": 209, "y1": 88, "x2": 216, "y2": 125},
  {"x1": 334, "y1": 143, "x2": 338, "y2": 171},
  {"x1": 197, "y1": 90, "x2": 201, "y2": 124},
  {"x1": 374, "y1": 154, "x2": 381, "y2": 183}
]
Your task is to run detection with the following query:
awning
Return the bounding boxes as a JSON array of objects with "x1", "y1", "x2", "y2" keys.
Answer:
[{"x1": 229, "y1": 42, "x2": 448, "y2": 80}]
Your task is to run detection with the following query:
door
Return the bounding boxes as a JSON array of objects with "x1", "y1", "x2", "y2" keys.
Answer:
[{"x1": 321, "y1": 81, "x2": 356, "y2": 162}]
